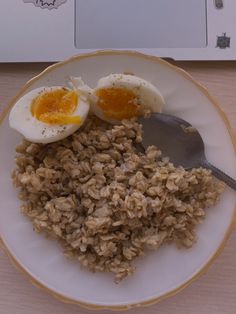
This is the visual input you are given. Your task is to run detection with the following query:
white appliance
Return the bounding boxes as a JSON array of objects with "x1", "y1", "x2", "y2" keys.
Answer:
[{"x1": 0, "y1": 0, "x2": 235, "y2": 62}]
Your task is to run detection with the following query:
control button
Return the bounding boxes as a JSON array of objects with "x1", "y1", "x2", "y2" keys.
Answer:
[
  {"x1": 216, "y1": 33, "x2": 230, "y2": 48},
  {"x1": 214, "y1": 0, "x2": 224, "y2": 9}
]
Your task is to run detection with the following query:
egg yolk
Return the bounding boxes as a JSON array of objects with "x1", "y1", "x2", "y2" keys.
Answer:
[
  {"x1": 31, "y1": 88, "x2": 81, "y2": 125},
  {"x1": 96, "y1": 87, "x2": 140, "y2": 120}
]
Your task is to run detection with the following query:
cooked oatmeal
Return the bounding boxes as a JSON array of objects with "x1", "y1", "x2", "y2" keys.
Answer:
[{"x1": 12, "y1": 116, "x2": 224, "y2": 282}]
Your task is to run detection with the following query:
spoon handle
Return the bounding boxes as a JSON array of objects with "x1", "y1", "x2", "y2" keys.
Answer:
[{"x1": 201, "y1": 159, "x2": 236, "y2": 190}]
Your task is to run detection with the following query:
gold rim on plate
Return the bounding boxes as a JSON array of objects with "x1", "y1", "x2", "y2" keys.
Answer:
[{"x1": 1, "y1": 50, "x2": 236, "y2": 310}]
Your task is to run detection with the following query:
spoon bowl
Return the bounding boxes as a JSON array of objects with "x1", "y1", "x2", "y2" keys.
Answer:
[{"x1": 139, "y1": 113, "x2": 236, "y2": 190}]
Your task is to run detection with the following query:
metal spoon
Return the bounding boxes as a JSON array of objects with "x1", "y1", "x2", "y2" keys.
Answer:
[{"x1": 139, "y1": 113, "x2": 236, "y2": 190}]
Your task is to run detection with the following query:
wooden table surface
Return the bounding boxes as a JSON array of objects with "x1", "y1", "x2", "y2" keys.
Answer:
[{"x1": 0, "y1": 61, "x2": 236, "y2": 314}]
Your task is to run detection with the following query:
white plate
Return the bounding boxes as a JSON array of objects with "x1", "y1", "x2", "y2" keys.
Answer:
[{"x1": 0, "y1": 51, "x2": 236, "y2": 310}]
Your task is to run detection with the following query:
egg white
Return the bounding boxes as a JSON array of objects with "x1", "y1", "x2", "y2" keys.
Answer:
[{"x1": 9, "y1": 86, "x2": 90, "y2": 144}]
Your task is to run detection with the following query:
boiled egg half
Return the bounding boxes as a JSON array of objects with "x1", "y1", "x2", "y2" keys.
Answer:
[
  {"x1": 72, "y1": 74, "x2": 165, "y2": 123},
  {"x1": 9, "y1": 86, "x2": 89, "y2": 143}
]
